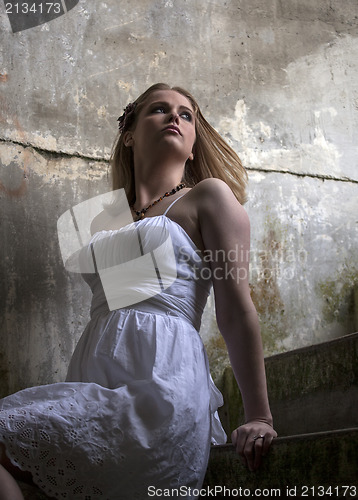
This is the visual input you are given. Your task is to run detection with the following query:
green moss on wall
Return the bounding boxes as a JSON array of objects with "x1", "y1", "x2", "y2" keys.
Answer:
[
  {"x1": 317, "y1": 267, "x2": 358, "y2": 331},
  {"x1": 205, "y1": 319, "x2": 231, "y2": 390},
  {"x1": 250, "y1": 218, "x2": 290, "y2": 354}
]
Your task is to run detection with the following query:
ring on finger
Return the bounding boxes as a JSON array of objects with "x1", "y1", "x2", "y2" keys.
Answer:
[{"x1": 253, "y1": 434, "x2": 265, "y2": 441}]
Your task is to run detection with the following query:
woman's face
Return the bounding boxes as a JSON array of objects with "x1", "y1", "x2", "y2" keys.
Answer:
[{"x1": 125, "y1": 90, "x2": 196, "y2": 165}]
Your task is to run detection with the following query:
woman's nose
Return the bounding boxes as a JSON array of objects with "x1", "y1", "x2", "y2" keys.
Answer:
[{"x1": 168, "y1": 111, "x2": 180, "y2": 123}]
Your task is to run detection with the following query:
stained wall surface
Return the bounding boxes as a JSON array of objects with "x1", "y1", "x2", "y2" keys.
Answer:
[{"x1": 0, "y1": 0, "x2": 357, "y2": 393}]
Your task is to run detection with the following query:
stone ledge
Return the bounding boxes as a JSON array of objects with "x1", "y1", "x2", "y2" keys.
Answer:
[
  {"x1": 220, "y1": 332, "x2": 358, "y2": 437},
  {"x1": 203, "y1": 427, "x2": 358, "y2": 497}
]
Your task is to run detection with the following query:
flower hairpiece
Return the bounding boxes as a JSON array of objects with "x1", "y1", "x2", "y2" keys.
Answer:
[{"x1": 117, "y1": 102, "x2": 137, "y2": 132}]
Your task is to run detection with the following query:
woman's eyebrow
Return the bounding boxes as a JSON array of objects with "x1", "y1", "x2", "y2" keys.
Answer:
[{"x1": 148, "y1": 101, "x2": 193, "y2": 113}]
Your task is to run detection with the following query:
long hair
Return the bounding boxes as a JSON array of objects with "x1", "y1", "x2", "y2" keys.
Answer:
[{"x1": 109, "y1": 83, "x2": 248, "y2": 208}]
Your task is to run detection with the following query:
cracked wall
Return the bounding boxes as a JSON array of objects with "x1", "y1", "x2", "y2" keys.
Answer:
[{"x1": 0, "y1": 0, "x2": 357, "y2": 393}]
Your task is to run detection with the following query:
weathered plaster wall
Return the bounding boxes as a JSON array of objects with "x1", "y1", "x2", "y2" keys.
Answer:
[{"x1": 1, "y1": 0, "x2": 357, "y2": 393}]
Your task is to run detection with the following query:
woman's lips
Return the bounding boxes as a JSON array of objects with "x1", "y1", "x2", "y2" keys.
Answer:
[{"x1": 162, "y1": 126, "x2": 181, "y2": 135}]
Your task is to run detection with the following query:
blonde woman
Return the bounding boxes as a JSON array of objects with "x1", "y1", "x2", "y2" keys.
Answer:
[{"x1": 0, "y1": 83, "x2": 277, "y2": 499}]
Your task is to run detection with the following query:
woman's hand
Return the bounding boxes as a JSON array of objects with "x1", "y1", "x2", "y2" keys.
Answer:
[{"x1": 231, "y1": 420, "x2": 277, "y2": 472}]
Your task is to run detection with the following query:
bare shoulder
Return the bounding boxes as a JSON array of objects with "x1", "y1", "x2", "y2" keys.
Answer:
[
  {"x1": 191, "y1": 177, "x2": 233, "y2": 196},
  {"x1": 190, "y1": 178, "x2": 249, "y2": 227}
]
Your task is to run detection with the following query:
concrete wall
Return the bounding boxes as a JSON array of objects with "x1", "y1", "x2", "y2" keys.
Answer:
[{"x1": 1, "y1": 0, "x2": 357, "y2": 394}]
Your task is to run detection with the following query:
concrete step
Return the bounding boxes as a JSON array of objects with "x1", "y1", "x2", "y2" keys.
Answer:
[
  {"x1": 203, "y1": 428, "x2": 358, "y2": 498},
  {"x1": 219, "y1": 332, "x2": 358, "y2": 437}
]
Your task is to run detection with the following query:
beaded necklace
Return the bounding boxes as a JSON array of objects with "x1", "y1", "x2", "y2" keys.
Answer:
[{"x1": 131, "y1": 182, "x2": 186, "y2": 221}]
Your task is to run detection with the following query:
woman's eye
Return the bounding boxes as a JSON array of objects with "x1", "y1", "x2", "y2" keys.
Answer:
[
  {"x1": 181, "y1": 112, "x2": 192, "y2": 122},
  {"x1": 151, "y1": 107, "x2": 193, "y2": 121},
  {"x1": 152, "y1": 107, "x2": 165, "y2": 113}
]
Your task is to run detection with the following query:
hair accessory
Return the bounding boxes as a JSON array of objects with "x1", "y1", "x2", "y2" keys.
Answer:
[
  {"x1": 117, "y1": 102, "x2": 137, "y2": 132},
  {"x1": 131, "y1": 182, "x2": 186, "y2": 221}
]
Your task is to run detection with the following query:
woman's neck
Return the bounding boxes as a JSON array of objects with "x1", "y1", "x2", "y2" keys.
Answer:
[{"x1": 132, "y1": 161, "x2": 185, "y2": 210}]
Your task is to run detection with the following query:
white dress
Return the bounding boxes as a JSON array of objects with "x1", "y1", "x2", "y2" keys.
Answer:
[{"x1": 0, "y1": 196, "x2": 227, "y2": 499}]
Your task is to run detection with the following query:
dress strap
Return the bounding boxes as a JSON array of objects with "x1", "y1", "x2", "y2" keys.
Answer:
[{"x1": 163, "y1": 194, "x2": 185, "y2": 216}]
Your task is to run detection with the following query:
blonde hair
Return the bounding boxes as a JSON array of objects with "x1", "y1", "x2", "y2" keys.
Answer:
[{"x1": 109, "y1": 83, "x2": 247, "y2": 207}]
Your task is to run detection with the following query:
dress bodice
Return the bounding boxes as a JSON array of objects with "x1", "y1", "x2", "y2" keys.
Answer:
[{"x1": 81, "y1": 215, "x2": 212, "y2": 332}]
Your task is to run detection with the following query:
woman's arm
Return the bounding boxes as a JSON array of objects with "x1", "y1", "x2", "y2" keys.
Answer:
[{"x1": 197, "y1": 178, "x2": 277, "y2": 471}]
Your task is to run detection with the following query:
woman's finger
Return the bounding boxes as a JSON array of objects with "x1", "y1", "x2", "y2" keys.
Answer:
[
  {"x1": 232, "y1": 427, "x2": 250, "y2": 468},
  {"x1": 243, "y1": 435, "x2": 257, "y2": 471},
  {"x1": 261, "y1": 432, "x2": 275, "y2": 457},
  {"x1": 252, "y1": 434, "x2": 266, "y2": 470}
]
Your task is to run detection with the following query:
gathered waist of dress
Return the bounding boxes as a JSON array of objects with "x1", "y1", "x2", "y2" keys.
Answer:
[{"x1": 90, "y1": 297, "x2": 200, "y2": 331}]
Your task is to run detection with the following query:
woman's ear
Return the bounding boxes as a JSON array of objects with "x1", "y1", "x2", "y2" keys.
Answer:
[
  {"x1": 123, "y1": 131, "x2": 134, "y2": 147},
  {"x1": 189, "y1": 142, "x2": 196, "y2": 161}
]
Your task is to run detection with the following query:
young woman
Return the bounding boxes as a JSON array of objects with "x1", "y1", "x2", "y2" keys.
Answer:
[{"x1": 0, "y1": 83, "x2": 277, "y2": 499}]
